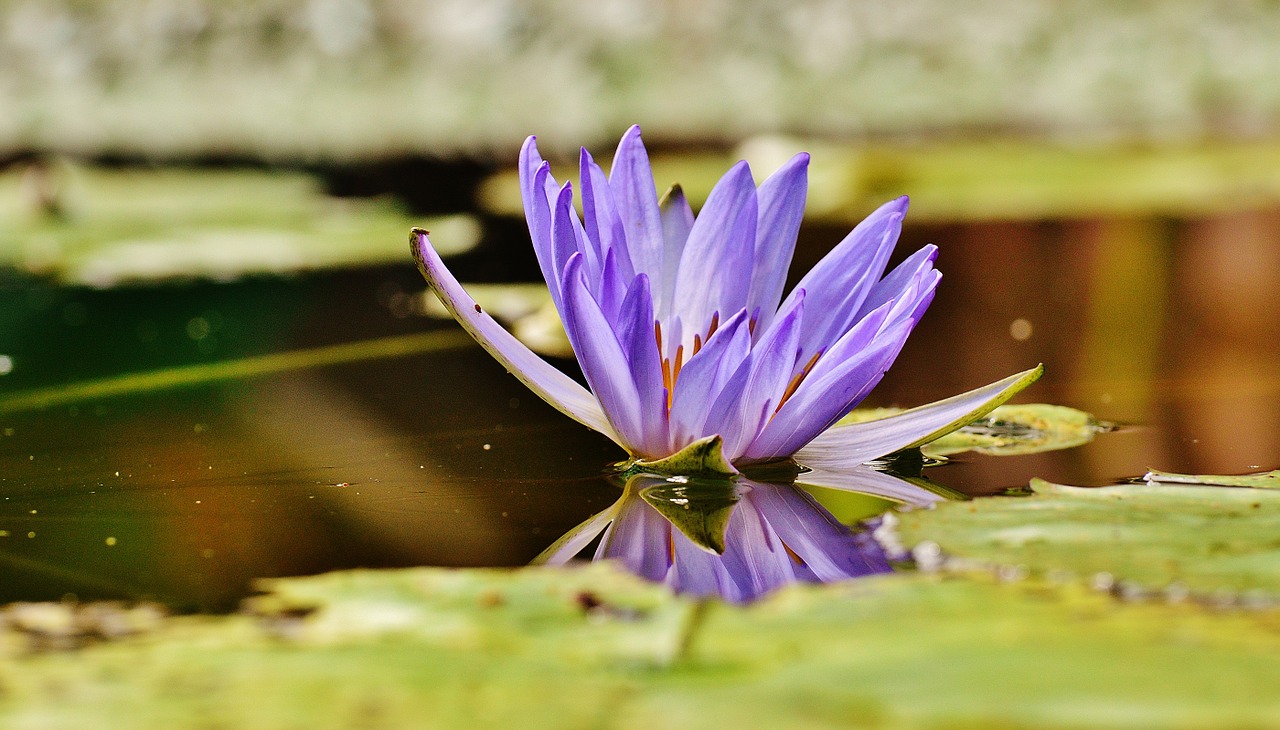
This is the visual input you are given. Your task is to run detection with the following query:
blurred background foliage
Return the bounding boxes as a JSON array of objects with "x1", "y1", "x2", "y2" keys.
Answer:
[{"x1": 2, "y1": 0, "x2": 1280, "y2": 162}]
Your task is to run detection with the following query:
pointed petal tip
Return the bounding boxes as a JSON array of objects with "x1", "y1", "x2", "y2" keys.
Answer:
[
  {"x1": 659, "y1": 183, "x2": 687, "y2": 207},
  {"x1": 520, "y1": 135, "x2": 542, "y2": 163},
  {"x1": 409, "y1": 227, "x2": 431, "y2": 267}
]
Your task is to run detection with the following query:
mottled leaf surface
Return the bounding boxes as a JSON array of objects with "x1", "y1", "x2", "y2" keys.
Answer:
[
  {"x1": 898, "y1": 478, "x2": 1280, "y2": 596},
  {"x1": 3, "y1": 563, "x2": 1280, "y2": 728}
]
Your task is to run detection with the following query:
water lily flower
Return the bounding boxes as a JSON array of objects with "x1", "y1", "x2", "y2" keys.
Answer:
[
  {"x1": 536, "y1": 472, "x2": 899, "y2": 603},
  {"x1": 413, "y1": 125, "x2": 1040, "y2": 474}
]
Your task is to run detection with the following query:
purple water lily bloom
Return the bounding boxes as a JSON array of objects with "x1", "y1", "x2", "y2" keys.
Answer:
[
  {"x1": 413, "y1": 125, "x2": 1041, "y2": 472},
  {"x1": 537, "y1": 473, "x2": 899, "y2": 603}
]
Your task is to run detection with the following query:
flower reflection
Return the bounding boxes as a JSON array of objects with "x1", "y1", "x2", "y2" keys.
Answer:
[{"x1": 538, "y1": 466, "x2": 946, "y2": 602}]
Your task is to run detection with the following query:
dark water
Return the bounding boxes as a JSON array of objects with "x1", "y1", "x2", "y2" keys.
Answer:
[{"x1": 2, "y1": 210, "x2": 1279, "y2": 610}]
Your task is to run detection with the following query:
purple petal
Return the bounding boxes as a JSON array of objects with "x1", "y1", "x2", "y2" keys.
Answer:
[
  {"x1": 411, "y1": 229, "x2": 616, "y2": 442},
  {"x1": 671, "y1": 161, "x2": 758, "y2": 339},
  {"x1": 796, "y1": 467, "x2": 950, "y2": 507},
  {"x1": 658, "y1": 185, "x2": 695, "y2": 316},
  {"x1": 614, "y1": 274, "x2": 670, "y2": 457},
  {"x1": 749, "y1": 482, "x2": 890, "y2": 581},
  {"x1": 772, "y1": 197, "x2": 907, "y2": 355},
  {"x1": 595, "y1": 493, "x2": 673, "y2": 582},
  {"x1": 793, "y1": 365, "x2": 1046, "y2": 470},
  {"x1": 670, "y1": 530, "x2": 744, "y2": 601},
  {"x1": 560, "y1": 254, "x2": 650, "y2": 455},
  {"x1": 716, "y1": 491, "x2": 797, "y2": 598},
  {"x1": 551, "y1": 182, "x2": 601, "y2": 285},
  {"x1": 580, "y1": 148, "x2": 635, "y2": 281},
  {"x1": 518, "y1": 148, "x2": 563, "y2": 310},
  {"x1": 609, "y1": 125, "x2": 665, "y2": 283},
  {"x1": 858, "y1": 244, "x2": 939, "y2": 323},
  {"x1": 726, "y1": 291, "x2": 804, "y2": 450},
  {"x1": 532, "y1": 497, "x2": 623, "y2": 565},
  {"x1": 749, "y1": 153, "x2": 809, "y2": 334},
  {"x1": 744, "y1": 317, "x2": 911, "y2": 461},
  {"x1": 667, "y1": 309, "x2": 751, "y2": 449}
]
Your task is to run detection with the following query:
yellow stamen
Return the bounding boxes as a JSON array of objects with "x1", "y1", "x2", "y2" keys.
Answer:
[{"x1": 775, "y1": 351, "x2": 823, "y2": 414}]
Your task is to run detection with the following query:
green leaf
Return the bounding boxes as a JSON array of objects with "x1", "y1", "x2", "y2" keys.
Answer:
[
  {"x1": 924, "y1": 403, "x2": 1110, "y2": 456},
  {"x1": 629, "y1": 435, "x2": 738, "y2": 477},
  {"x1": 840, "y1": 403, "x2": 1107, "y2": 458},
  {"x1": 1144, "y1": 468, "x2": 1280, "y2": 490},
  {"x1": 897, "y1": 478, "x2": 1280, "y2": 596},
  {"x1": 0, "y1": 166, "x2": 478, "y2": 284},
  {"x1": 4, "y1": 565, "x2": 1280, "y2": 728}
]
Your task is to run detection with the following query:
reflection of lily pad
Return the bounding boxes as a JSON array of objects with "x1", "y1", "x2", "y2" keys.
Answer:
[
  {"x1": 4, "y1": 564, "x2": 1280, "y2": 727},
  {"x1": 840, "y1": 403, "x2": 1107, "y2": 458},
  {"x1": 896, "y1": 478, "x2": 1280, "y2": 596},
  {"x1": 639, "y1": 479, "x2": 742, "y2": 555},
  {"x1": 0, "y1": 166, "x2": 478, "y2": 284},
  {"x1": 1145, "y1": 468, "x2": 1280, "y2": 490}
]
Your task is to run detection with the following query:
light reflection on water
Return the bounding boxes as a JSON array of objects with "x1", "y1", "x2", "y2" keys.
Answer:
[{"x1": 2, "y1": 208, "x2": 1279, "y2": 609}]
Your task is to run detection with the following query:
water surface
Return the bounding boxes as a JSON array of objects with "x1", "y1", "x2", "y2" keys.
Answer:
[{"x1": 2, "y1": 209, "x2": 1278, "y2": 610}]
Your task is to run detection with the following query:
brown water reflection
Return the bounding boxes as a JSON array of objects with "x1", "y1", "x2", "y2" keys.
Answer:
[{"x1": 2, "y1": 205, "x2": 1279, "y2": 608}]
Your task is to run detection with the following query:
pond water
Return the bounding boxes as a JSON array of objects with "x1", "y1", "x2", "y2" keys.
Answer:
[{"x1": 2, "y1": 205, "x2": 1279, "y2": 611}]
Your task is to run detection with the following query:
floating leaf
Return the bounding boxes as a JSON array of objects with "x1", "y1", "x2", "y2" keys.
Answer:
[
  {"x1": 924, "y1": 404, "x2": 1110, "y2": 457},
  {"x1": 897, "y1": 478, "x2": 1280, "y2": 597},
  {"x1": 3, "y1": 565, "x2": 1280, "y2": 727},
  {"x1": 0, "y1": 167, "x2": 478, "y2": 284},
  {"x1": 839, "y1": 403, "x2": 1107, "y2": 458},
  {"x1": 1145, "y1": 468, "x2": 1280, "y2": 490}
]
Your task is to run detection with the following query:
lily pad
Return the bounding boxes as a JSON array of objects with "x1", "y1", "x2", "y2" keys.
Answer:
[
  {"x1": 0, "y1": 166, "x2": 478, "y2": 284},
  {"x1": 3, "y1": 564, "x2": 1280, "y2": 728},
  {"x1": 840, "y1": 403, "x2": 1106, "y2": 458},
  {"x1": 896, "y1": 478, "x2": 1280, "y2": 597},
  {"x1": 1144, "y1": 468, "x2": 1280, "y2": 490}
]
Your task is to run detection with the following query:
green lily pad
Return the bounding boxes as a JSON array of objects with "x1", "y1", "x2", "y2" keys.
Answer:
[
  {"x1": 1145, "y1": 468, "x2": 1280, "y2": 490},
  {"x1": 3, "y1": 564, "x2": 1280, "y2": 728},
  {"x1": 924, "y1": 404, "x2": 1111, "y2": 457},
  {"x1": 840, "y1": 403, "x2": 1106, "y2": 458},
  {"x1": 0, "y1": 165, "x2": 478, "y2": 284},
  {"x1": 896, "y1": 478, "x2": 1280, "y2": 597}
]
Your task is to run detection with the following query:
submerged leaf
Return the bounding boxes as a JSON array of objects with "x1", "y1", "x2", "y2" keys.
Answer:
[
  {"x1": 897, "y1": 478, "x2": 1280, "y2": 597},
  {"x1": 1144, "y1": 468, "x2": 1280, "y2": 490}
]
